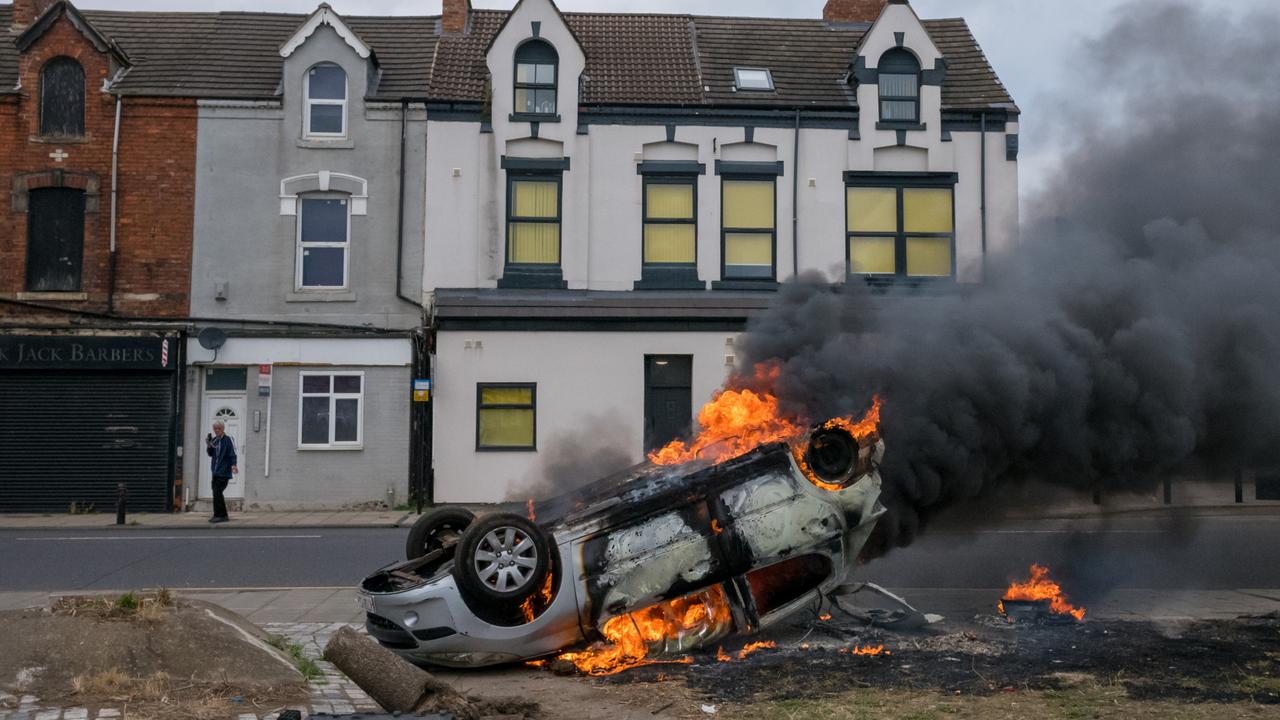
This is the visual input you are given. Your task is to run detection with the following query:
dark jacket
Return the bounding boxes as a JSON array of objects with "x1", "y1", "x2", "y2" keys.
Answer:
[{"x1": 207, "y1": 434, "x2": 237, "y2": 478}]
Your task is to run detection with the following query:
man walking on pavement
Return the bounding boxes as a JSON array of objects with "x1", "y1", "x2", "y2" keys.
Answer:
[{"x1": 206, "y1": 421, "x2": 238, "y2": 523}]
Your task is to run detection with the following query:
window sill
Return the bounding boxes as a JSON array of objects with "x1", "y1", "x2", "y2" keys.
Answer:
[
  {"x1": 509, "y1": 113, "x2": 561, "y2": 123},
  {"x1": 477, "y1": 446, "x2": 538, "y2": 453},
  {"x1": 298, "y1": 444, "x2": 364, "y2": 451},
  {"x1": 17, "y1": 291, "x2": 88, "y2": 301},
  {"x1": 711, "y1": 280, "x2": 779, "y2": 292},
  {"x1": 876, "y1": 122, "x2": 927, "y2": 132},
  {"x1": 635, "y1": 268, "x2": 704, "y2": 291},
  {"x1": 849, "y1": 275, "x2": 956, "y2": 291},
  {"x1": 297, "y1": 137, "x2": 355, "y2": 149},
  {"x1": 497, "y1": 269, "x2": 567, "y2": 290},
  {"x1": 29, "y1": 135, "x2": 89, "y2": 145},
  {"x1": 286, "y1": 290, "x2": 357, "y2": 303}
]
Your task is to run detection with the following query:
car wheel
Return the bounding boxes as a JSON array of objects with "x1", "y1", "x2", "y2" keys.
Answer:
[
  {"x1": 405, "y1": 507, "x2": 476, "y2": 560},
  {"x1": 804, "y1": 427, "x2": 860, "y2": 487},
  {"x1": 454, "y1": 512, "x2": 551, "y2": 604}
]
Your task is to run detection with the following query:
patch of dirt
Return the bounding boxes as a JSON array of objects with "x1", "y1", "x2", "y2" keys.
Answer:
[
  {"x1": 0, "y1": 594, "x2": 308, "y2": 718},
  {"x1": 599, "y1": 616, "x2": 1280, "y2": 706}
]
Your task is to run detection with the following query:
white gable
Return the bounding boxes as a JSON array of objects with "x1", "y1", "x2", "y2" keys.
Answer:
[
  {"x1": 856, "y1": 1, "x2": 942, "y2": 70},
  {"x1": 280, "y1": 3, "x2": 372, "y2": 59}
]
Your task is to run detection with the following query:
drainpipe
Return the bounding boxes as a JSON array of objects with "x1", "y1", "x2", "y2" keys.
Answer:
[
  {"x1": 979, "y1": 111, "x2": 988, "y2": 260},
  {"x1": 395, "y1": 100, "x2": 418, "y2": 309},
  {"x1": 792, "y1": 109, "x2": 800, "y2": 280},
  {"x1": 107, "y1": 95, "x2": 122, "y2": 313}
]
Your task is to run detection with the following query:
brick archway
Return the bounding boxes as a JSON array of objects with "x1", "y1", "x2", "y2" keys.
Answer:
[{"x1": 11, "y1": 169, "x2": 101, "y2": 213}]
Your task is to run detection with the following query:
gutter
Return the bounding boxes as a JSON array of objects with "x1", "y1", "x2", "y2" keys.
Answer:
[{"x1": 106, "y1": 95, "x2": 122, "y2": 313}]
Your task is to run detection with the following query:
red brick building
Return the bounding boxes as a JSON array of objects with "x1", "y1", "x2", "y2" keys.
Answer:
[
  {"x1": 0, "y1": 0, "x2": 195, "y2": 317},
  {"x1": 0, "y1": 0, "x2": 196, "y2": 512}
]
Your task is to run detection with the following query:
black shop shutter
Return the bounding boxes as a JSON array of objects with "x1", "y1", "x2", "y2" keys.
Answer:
[
  {"x1": 26, "y1": 187, "x2": 85, "y2": 292},
  {"x1": 0, "y1": 372, "x2": 174, "y2": 513}
]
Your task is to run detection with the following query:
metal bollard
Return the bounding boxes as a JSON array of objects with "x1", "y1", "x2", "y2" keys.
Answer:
[{"x1": 116, "y1": 483, "x2": 127, "y2": 525}]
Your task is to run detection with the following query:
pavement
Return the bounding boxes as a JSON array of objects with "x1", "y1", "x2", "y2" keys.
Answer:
[
  {"x1": 0, "y1": 509, "x2": 417, "y2": 531},
  {"x1": 0, "y1": 492, "x2": 1276, "y2": 530}
]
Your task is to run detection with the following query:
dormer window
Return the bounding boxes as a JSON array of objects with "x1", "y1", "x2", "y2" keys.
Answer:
[
  {"x1": 877, "y1": 49, "x2": 920, "y2": 123},
  {"x1": 514, "y1": 40, "x2": 558, "y2": 117},
  {"x1": 40, "y1": 57, "x2": 85, "y2": 138},
  {"x1": 733, "y1": 67, "x2": 774, "y2": 92},
  {"x1": 305, "y1": 63, "x2": 347, "y2": 137}
]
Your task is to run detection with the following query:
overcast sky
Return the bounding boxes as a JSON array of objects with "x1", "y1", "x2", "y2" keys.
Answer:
[{"x1": 69, "y1": 0, "x2": 1273, "y2": 195}]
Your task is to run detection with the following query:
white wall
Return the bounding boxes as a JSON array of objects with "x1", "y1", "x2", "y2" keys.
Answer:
[{"x1": 432, "y1": 330, "x2": 737, "y2": 503}]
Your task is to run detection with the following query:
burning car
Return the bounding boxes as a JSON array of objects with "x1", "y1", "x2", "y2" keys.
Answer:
[{"x1": 358, "y1": 403, "x2": 885, "y2": 672}]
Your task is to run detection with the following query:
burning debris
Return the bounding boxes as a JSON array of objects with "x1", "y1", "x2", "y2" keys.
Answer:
[
  {"x1": 555, "y1": 586, "x2": 732, "y2": 676},
  {"x1": 998, "y1": 564, "x2": 1086, "y2": 623}
]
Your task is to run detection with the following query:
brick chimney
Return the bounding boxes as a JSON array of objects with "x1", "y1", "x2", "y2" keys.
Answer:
[
  {"x1": 10, "y1": 0, "x2": 59, "y2": 32},
  {"x1": 823, "y1": 0, "x2": 889, "y2": 24},
  {"x1": 441, "y1": 0, "x2": 471, "y2": 34}
]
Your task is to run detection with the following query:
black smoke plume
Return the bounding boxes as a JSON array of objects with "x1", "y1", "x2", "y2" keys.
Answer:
[{"x1": 738, "y1": 1, "x2": 1280, "y2": 557}]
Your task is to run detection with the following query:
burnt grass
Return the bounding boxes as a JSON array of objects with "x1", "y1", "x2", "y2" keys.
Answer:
[{"x1": 605, "y1": 617, "x2": 1280, "y2": 705}]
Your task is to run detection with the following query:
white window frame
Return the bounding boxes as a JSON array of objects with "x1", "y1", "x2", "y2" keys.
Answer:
[
  {"x1": 295, "y1": 193, "x2": 351, "y2": 291},
  {"x1": 733, "y1": 67, "x2": 775, "y2": 92},
  {"x1": 298, "y1": 370, "x2": 364, "y2": 449},
  {"x1": 304, "y1": 63, "x2": 347, "y2": 138}
]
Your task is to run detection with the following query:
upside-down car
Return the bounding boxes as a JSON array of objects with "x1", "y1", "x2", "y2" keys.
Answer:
[{"x1": 357, "y1": 422, "x2": 886, "y2": 668}]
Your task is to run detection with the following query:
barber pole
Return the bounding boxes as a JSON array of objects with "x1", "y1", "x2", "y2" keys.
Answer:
[{"x1": 161, "y1": 338, "x2": 170, "y2": 367}]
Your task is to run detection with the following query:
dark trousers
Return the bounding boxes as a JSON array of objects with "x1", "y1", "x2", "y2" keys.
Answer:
[{"x1": 212, "y1": 476, "x2": 230, "y2": 519}]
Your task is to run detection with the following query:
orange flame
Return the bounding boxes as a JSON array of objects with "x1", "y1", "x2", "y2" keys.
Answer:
[
  {"x1": 518, "y1": 573, "x2": 554, "y2": 624},
  {"x1": 840, "y1": 644, "x2": 889, "y2": 656},
  {"x1": 648, "y1": 363, "x2": 882, "y2": 479},
  {"x1": 555, "y1": 586, "x2": 733, "y2": 676},
  {"x1": 526, "y1": 498, "x2": 536, "y2": 521},
  {"x1": 998, "y1": 564, "x2": 1086, "y2": 622},
  {"x1": 736, "y1": 640, "x2": 776, "y2": 659}
]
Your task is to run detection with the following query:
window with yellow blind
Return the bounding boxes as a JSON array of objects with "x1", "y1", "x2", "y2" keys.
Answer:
[
  {"x1": 643, "y1": 179, "x2": 696, "y2": 267},
  {"x1": 507, "y1": 176, "x2": 561, "y2": 267},
  {"x1": 845, "y1": 174, "x2": 955, "y2": 280},
  {"x1": 722, "y1": 179, "x2": 776, "y2": 280},
  {"x1": 476, "y1": 384, "x2": 536, "y2": 450}
]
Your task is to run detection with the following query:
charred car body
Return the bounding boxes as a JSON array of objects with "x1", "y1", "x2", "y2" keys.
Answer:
[{"x1": 358, "y1": 423, "x2": 886, "y2": 668}]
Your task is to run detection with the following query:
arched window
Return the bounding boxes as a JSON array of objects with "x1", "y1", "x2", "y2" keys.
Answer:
[
  {"x1": 305, "y1": 63, "x2": 347, "y2": 137},
  {"x1": 877, "y1": 49, "x2": 920, "y2": 123},
  {"x1": 513, "y1": 40, "x2": 558, "y2": 116},
  {"x1": 40, "y1": 57, "x2": 85, "y2": 137}
]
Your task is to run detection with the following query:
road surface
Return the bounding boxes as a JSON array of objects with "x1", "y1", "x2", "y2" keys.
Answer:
[{"x1": 1, "y1": 516, "x2": 1277, "y2": 600}]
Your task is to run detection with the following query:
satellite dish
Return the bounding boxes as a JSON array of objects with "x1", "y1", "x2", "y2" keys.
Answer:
[{"x1": 197, "y1": 327, "x2": 227, "y2": 350}]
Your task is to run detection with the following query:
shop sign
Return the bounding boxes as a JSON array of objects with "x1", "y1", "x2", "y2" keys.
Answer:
[{"x1": 0, "y1": 335, "x2": 177, "y2": 370}]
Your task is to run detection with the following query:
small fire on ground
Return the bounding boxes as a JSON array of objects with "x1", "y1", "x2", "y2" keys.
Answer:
[
  {"x1": 647, "y1": 362, "x2": 881, "y2": 491},
  {"x1": 998, "y1": 564, "x2": 1086, "y2": 622}
]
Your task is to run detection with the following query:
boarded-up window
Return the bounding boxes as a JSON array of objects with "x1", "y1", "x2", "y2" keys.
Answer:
[
  {"x1": 846, "y1": 181, "x2": 954, "y2": 280},
  {"x1": 507, "y1": 176, "x2": 560, "y2": 266},
  {"x1": 722, "y1": 179, "x2": 775, "y2": 280},
  {"x1": 476, "y1": 384, "x2": 536, "y2": 450},
  {"x1": 40, "y1": 58, "x2": 85, "y2": 138},
  {"x1": 26, "y1": 188, "x2": 85, "y2": 292}
]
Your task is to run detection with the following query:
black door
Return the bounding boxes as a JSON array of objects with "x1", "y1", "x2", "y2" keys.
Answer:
[
  {"x1": 644, "y1": 355, "x2": 693, "y2": 453},
  {"x1": 26, "y1": 187, "x2": 86, "y2": 292}
]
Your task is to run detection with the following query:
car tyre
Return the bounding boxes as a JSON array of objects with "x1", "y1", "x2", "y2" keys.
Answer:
[
  {"x1": 454, "y1": 512, "x2": 551, "y2": 605},
  {"x1": 405, "y1": 506, "x2": 476, "y2": 560}
]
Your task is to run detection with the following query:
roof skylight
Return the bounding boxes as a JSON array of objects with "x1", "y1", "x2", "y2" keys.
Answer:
[{"x1": 733, "y1": 67, "x2": 775, "y2": 92}]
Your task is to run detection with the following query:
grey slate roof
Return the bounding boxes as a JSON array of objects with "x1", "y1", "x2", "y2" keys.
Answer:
[{"x1": 0, "y1": 3, "x2": 1015, "y2": 112}]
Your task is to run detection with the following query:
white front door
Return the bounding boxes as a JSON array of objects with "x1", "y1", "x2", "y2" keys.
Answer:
[{"x1": 200, "y1": 393, "x2": 247, "y2": 500}]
